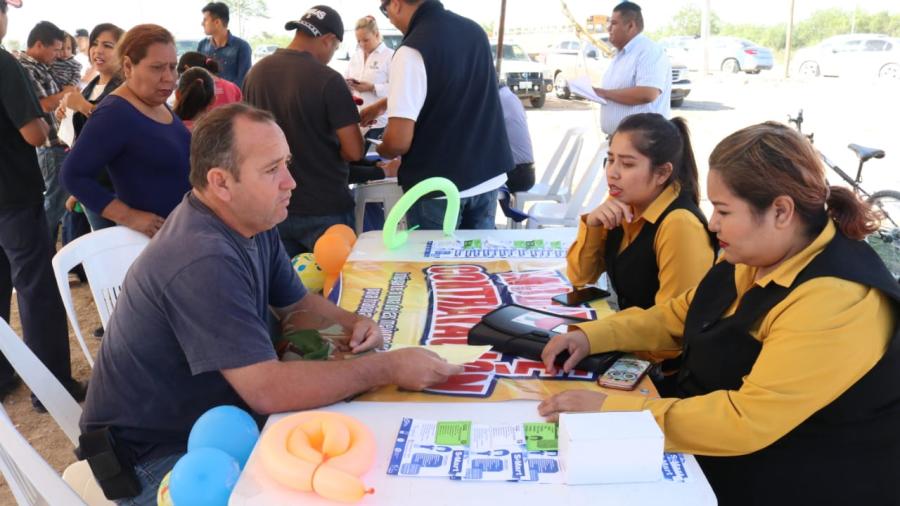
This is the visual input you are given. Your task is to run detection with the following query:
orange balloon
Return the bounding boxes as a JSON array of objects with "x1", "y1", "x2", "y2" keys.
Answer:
[
  {"x1": 314, "y1": 234, "x2": 351, "y2": 274},
  {"x1": 323, "y1": 273, "x2": 339, "y2": 298},
  {"x1": 325, "y1": 224, "x2": 357, "y2": 248}
]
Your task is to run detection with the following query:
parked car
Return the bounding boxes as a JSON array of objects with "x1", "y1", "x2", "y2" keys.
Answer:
[
  {"x1": 491, "y1": 43, "x2": 552, "y2": 108},
  {"x1": 794, "y1": 34, "x2": 899, "y2": 79},
  {"x1": 252, "y1": 44, "x2": 279, "y2": 63},
  {"x1": 544, "y1": 38, "x2": 691, "y2": 107},
  {"x1": 659, "y1": 35, "x2": 774, "y2": 74},
  {"x1": 328, "y1": 28, "x2": 403, "y2": 76},
  {"x1": 175, "y1": 39, "x2": 201, "y2": 61}
]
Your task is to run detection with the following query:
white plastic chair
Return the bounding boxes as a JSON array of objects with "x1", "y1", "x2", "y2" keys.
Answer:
[
  {"x1": 354, "y1": 178, "x2": 406, "y2": 235},
  {"x1": 0, "y1": 319, "x2": 82, "y2": 445},
  {"x1": 52, "y1": 226, "x2": 150, "y2": 367},
  {"x1": 510, "y1": 126, "x2": 587, "y2": 211},
  {"x1": 526, "y1": 143, "x2": 609, "y2": 228},
  {"x1": 0, "y1": 406, "x2": 87, "y2": 506},
  {"x1": 62, "y1": 460, "x2": 115, "y2": 506},
  {"x1": 0, "y1": 320, "x2": 113, "y2": 505}
]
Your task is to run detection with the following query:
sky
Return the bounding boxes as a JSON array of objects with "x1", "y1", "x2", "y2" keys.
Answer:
[{"x1": 4, "y1": 0, "x2": 899, "y2": 46}]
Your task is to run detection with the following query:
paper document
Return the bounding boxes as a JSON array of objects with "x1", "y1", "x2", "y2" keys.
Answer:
[
  {"x1": 567, "y1": 76, "x2": 607, "y2": 104},
  {"x1": 389, "y1": 344, "x2": 493, "y2": 365},
  {"x1": 388, "y1": 418, "x2": 692, "y2": 485},
  {"x1": 424, "y1": 238, "x2": 567, "y2": 259},
  {"x1": 388, "y1": 418, "x2": 550, "y2": 482}
]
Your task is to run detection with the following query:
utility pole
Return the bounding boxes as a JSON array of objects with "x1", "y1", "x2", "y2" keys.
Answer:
[
  {"x1": 701, "y1": 0, "x2": 711, "y2": 76},
  {"x1": 496, "y1": 0, "x2": 508, "y2": 76},
  {"x1": 784, "y1": 0, "x2": 795, "y2": 78}
]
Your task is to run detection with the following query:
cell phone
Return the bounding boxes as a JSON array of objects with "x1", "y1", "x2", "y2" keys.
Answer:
[
  {"x1": 552, "y1": 286, "x2": 611, "y2": 307},
  {"x1": 597, "y1": 357, "x2": 651, "y2": 390}
]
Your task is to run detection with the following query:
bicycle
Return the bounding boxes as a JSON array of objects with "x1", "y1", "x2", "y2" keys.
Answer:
[{"x1": 788, "y1": 109, "x2": 900, "y2": 276}]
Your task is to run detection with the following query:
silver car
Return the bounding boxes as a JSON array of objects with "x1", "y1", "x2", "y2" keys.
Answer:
[
  {"x1": 794, "y1": 34, "x2": 899, "y2": 79},
  {"x1": 659, "y1": 36, "x2": 774, "y2": 74}
]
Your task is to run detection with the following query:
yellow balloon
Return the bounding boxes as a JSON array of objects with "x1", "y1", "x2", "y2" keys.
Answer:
[
  {"x1": 291, "y1": 253, "x2": 325, "y2": 293},
  {"x1": 156, "y1": 471, "x2": 173, "y2": 506}
]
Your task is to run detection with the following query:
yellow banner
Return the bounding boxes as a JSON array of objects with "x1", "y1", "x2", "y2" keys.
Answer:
[{"x1": 334, "y1": 260, "x2": 654, "y2": 402}]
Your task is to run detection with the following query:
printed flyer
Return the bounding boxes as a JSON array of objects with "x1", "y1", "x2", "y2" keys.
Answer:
[
  {"x1": 335, "y1": 259, "x2": 648, "y2": 402},
  {"x1": 387, "y1": 418, "x2": 691, "y2": 484}
]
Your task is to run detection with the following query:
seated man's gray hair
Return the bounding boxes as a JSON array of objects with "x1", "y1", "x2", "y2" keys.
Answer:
[{"x1": 189, "y1": 103, "x2": 276, "y2": 189}]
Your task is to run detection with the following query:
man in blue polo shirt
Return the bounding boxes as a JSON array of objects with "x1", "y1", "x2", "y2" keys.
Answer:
[
  {"x1": 197, "y1": 1, "x2": 251, "y2": 86},
  {"x1": 79, "y1": 103, "x2": 461, "y2": 505}
]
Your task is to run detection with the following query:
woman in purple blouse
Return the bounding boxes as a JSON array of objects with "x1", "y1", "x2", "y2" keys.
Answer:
[{"x1": 62, "y1": 24, "x2": 190, "y2": 237}]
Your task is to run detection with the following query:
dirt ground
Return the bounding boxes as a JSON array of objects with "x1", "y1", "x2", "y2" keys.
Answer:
[{"x1": 0, "y1": 277, "x2": 100, "y2": 505}]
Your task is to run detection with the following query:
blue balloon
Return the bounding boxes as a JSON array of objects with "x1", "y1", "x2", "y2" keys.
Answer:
[
  {"x1": 188, "y1": 405, "x2": 260, "y2": 469},
  {"x1": 169, "y1": 448, "x2": 240, "y2": 506}
]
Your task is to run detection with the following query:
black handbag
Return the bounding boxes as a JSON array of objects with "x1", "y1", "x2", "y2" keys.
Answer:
[{"x1": 467, "y1": 304, "x2": 621, "y2": 374}]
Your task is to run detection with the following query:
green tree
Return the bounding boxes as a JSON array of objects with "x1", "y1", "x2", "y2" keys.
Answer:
[
  {"x1": 651, "y1": 5, "x2": 721, "y2": 38},
  {"x1": 249, "y1": 32, "x2": 292, "y2": 51},
  {"x1": 224, "y1": 0, "x2": 269, "y2": 37}
]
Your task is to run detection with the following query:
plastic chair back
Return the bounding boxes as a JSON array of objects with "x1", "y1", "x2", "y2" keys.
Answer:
[
  {"x1": 0, "y1": 405, "x2": 86, "y2": 505},
  {"x1": 52, "y1": 226, "x2": 150, "y2": 367},
  {"x1": 0, "y1": 319, "x2": 82, "y2": 446},
  {"x1": 564, "y1": 143, "x2": 609, "y2": 220},
  {"x1": 545, "y1": 127, "x2": 587, "y2": 197}
]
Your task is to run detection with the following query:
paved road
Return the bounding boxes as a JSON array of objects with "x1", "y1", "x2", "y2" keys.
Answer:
[{"x1": 520, "y1": 72, "x2": 900, "y2": 220}]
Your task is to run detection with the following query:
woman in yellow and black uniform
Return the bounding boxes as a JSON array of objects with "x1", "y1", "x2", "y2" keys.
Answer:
[
  {"x1": 540, "y1": 122, "x2": 900, "y2": 505},
  {"x1": 567, "y1": 113, "x2": 716, "y2": 393}
]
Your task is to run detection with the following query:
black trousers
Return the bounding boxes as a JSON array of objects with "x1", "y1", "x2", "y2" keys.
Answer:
[{"x1": 0, "y1": 203, "x2": 73, "y2": 385}]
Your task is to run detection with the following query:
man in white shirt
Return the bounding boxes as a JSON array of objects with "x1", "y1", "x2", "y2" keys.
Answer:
[
  {"x1": 361, "y1": 0, "x2": 514, "y2": 230},
  {"x1": 591, "y1": 2, "x2": 671, "y2": 135}
]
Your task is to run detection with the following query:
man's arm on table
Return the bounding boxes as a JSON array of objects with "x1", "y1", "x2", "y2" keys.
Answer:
[{"x1": 221, "y1": 294, "x2": 464, "y2": 414}]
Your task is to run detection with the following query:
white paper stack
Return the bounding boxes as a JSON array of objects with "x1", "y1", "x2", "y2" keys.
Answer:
[{"x1": 559, "y1": 410, "x2": 663, "y2": 484}]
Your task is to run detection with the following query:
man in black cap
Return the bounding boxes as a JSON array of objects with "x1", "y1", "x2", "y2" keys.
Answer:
[
  {"x1": 361, "y1": 0, "x2": 514, "y2": 231},
  {"x1": 243, "y1": 5, "x2": 365, "y2": 257}
]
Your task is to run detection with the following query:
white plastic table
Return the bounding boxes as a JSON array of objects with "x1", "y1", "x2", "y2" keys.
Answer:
[
  {"x1": 230, "y1": 401, "x2": 717, "y2": 506},
  {"x1": 230, "y1": 229, "x2": 718, "y2": 505}
]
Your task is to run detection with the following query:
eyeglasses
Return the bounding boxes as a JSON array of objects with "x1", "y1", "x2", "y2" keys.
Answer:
[{"x1": 379, "y1": 0, "x2": 390, "y2": 17}]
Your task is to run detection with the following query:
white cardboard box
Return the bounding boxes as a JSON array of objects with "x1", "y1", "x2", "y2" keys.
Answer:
[{"x1": 559, "y1": 410, "x2": 664, "y2": 485}]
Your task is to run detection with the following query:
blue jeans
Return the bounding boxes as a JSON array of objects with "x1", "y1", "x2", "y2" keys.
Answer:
[
  {"x1": 276, "y1": 211, "x2": 354, "y2": 258},
  {"x1": 406, "y1": 190, "x2": 499, "y2": 230},
  {"x1": 37, "y1": 145, "x2": 69, "y2": 247},
  {"x1": 114, "y1": 453, "x2": 182, "y2": 506}
]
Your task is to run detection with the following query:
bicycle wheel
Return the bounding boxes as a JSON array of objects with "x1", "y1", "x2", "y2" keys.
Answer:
[{"x1": 866, "y1": 190, "x2": 900, "y2": 277}]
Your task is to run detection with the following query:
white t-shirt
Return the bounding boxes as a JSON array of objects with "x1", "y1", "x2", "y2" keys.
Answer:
[{"x1": 387, "y1": 46, "x2": 506, "y2": 197}]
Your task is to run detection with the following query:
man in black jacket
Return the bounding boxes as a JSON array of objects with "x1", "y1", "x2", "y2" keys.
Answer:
[{"x1": 362, "y1": 0, "x2": 514, "y2": 230}]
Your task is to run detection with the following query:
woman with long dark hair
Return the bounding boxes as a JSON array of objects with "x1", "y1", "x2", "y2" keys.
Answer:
[
  {"x1": 59, "y1": 22, "x2": 124, "y2": 230},
  {"x1": 566, "y1": 113, "x2": 716, "y2": 392}
]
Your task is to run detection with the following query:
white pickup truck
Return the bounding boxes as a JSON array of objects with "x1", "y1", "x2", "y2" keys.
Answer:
[
  {"x1": 492, "y1": 42, "x2": 554, "y2": 108},
  {"x1": 544, "y1": 38, "x2": 692, "y2": 107}
]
